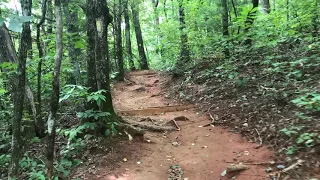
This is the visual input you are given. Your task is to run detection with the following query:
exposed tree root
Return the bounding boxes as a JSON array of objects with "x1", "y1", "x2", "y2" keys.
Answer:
[
  {"x1": 118, "y1": 116, "x2": 177, "y2": 136},
  {"x1": 120, "y1": 118, "x2": 176, "y2": 132}
]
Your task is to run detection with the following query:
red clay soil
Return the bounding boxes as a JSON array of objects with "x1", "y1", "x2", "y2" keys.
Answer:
[{"x1": 93, "y1": 71, "x2": 273, "y2": 180}]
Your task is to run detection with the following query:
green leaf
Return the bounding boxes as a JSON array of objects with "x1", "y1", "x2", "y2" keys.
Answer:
[
  {"x1": 74, "y1": 40, "x2": 85, "y2": 48},
  {"x1": 105, "y1": 129, "x2": 111, "y2": 136},
  {"x1": 19, "y1": 16, "x2": 32, "y2": 22},
  {"x1": 8, "y1": 18, "x2": 22, "y2": 33},
  {"x1": 63, "y1": 170, "x2": 70, "y2": 177},
  {"x1": 0, "y1": 18, "x2": 4, "y2": 27}
]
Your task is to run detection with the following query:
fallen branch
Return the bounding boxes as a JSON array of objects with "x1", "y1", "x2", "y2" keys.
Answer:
[{"x1": 254, "y1": 128, "x2": 263, "y2": 149}]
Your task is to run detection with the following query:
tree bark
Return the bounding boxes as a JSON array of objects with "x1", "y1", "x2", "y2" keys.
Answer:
[
  {"x1": 262, "y1": 0, "x2": 271, "y2": 13},
  {"x1": 85, "y1": 0, "x2": 99, "y2": 113},
  {"x1": 0, "y1": 20, "x2": 39, "y2": 138},
  {"x1": 35, "y1": 0, "x2": 47, "y2": 138},
  {"x1": 95, "y1": 0, "x2": 117, "y2": 118},
  {"x1": 116, "y1": 0, "x2": 124, "y2": 81},
  {"x1": 124, "y1": 0, "x2": 135, "y2": 71},
  {"x1": 47, "y1": 0, "x2": 53, "y2": 33},
  {"x1": 174, "y1": 0, "x2": 190, "y2": 77},
  {"x1": 152, "y1": 0, "x2": 162, "y2": 56},
  {"x1": 131, "y1": 1, "x2": 149, "y2": 70},
  {"x1": 46, "y1": 0, "x2": 63, "y2": 178},
  {"x1": 8, "y1": 0, "x2": 31, "y2": 178},
  {"x1": 221, "y1": 0, "x2": 230, "y2": 57}
]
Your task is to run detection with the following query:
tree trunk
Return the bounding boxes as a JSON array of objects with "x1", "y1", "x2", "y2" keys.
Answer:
[
  {"x1": 85, "y1": 0, "x2": 99, "y2": 113},
  {"x1": 35, "y1": 0, "x2": 47, "y2": 138},
  {"x1": 46, "y1": 0, "x2": 63, "y2": 178},
  {"x1": 124, "y1": 0, "x2": 135, "y2": 71},
  {"x1": 8, "y1": 0, "x2": 31, "y2": 178},
  {"x1": 113, "y1": 0, "x2": 118, "y2": 72},
  {"x1": 131, "y1": 1, "x2": 149, "y2": 70},
  {"x1": 221, "y1": 0, "x2": 230, "y2": 57},
  {"x1": 174, "y1": 0, "x2": 190, "y2": 77},
  {"x1": 95, "y1": 0, "x2": 117, "y2": 118},
  {"x1": 47, "y1": 0, "x2": 53, "y2": 33},
  {"x1": 152, "y1": 0, "x2": 161, "y2": 56},
  {"x1": 63, "y1": 0, "x2": 81, "y2": 85},
  {"x1": 0, "y1": 20, "x2": 39, "y2": 138},
  {"x1": 244, "y1": 0, "x2": 259, "y2": 45},
  {"x1": 116, "y1": 0, "x2": 124, "y2": 81},
  {"x1": 262, "y1": 0, "x2": 271, "y2": 13}
]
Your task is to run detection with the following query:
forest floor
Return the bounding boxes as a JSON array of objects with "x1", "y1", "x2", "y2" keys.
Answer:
[{"x1": 78, "y1": 70, "x2": 275, "y2": 180}]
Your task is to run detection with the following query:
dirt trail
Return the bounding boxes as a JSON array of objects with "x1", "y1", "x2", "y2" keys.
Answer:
[{"x1": 98, "y1": 71, "x2": 273, "y2": 180}]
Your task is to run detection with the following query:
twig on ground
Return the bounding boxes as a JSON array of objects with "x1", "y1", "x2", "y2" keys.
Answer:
[
  {"x1": 172, "y1": 120, "x2": 181, "y2": 130},
  {"x1": 254, "y1": 128, "x2": 263, "y2": 149},
  {"x1": 282, "y1": 159, "x2": 305, "y2": 173}
]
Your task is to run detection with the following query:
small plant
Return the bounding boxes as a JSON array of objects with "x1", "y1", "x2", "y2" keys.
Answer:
[
  {"x1": 77, "y1": 109, "x2": 110, "y2": 120},
  {"x1": 292, "y1": 92, "x2": 320, "y2": 111},
  {"x1": 281, "y1": 125, "x2": 320, "y2": 154}
]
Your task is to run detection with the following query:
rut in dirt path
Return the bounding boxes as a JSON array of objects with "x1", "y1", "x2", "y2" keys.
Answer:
[{"x1": 99, "y1": 70, "x2": 273, "y2": 180}]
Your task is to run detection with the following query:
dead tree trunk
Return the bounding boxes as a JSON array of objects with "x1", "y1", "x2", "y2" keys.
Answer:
[
  {"x1": 124, "y1": 0, "x2": 135, "y2": 71},
  {"x1": 46, "y1": 0, "x2": 63, "y2": 178},
  {"x1": 8, "y1": 0, "x2": 32, "y2": 177},
  {"x1": 131, "y1": 1, "x2": 149, "y2": 70}
]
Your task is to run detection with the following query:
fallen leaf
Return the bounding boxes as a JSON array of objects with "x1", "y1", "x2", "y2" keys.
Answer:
[
  {"x1": 221, "y1": 170, "x2": 227, "y2": 176},
  {"x1": 244, "y1": 151, "x2": 249, "y2": 156}
]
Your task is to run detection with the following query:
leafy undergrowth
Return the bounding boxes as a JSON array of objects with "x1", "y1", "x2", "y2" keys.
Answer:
[
  {"x1": 0, "y1": 87, "x2": 130, "y2": 179},
  {"x1": 167, "y1": 37, "x2": 320, "y2": 178},
  {"x1": 0, "y1": 113, "x2": 134, "y2": 180}
]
